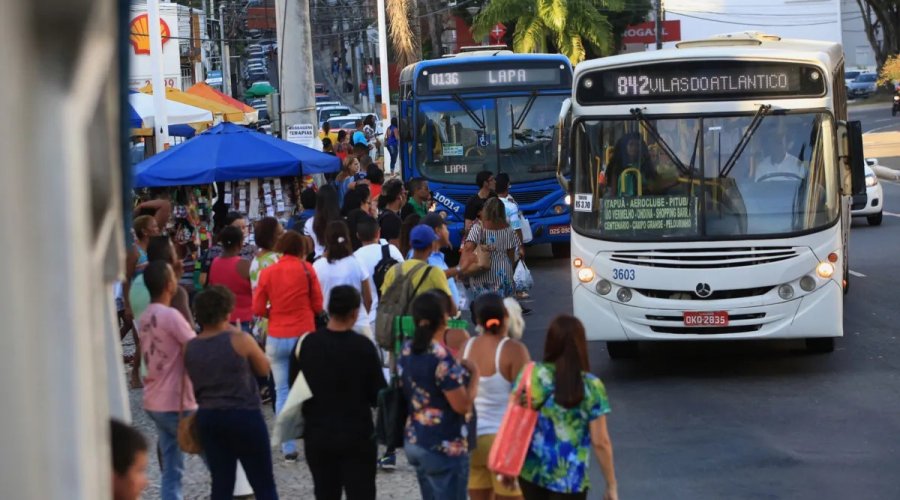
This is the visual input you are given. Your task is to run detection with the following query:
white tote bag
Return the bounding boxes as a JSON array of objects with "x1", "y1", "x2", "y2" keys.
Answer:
[{"x1": 271, "y1": 335, "x2": 314, "y2": 446}]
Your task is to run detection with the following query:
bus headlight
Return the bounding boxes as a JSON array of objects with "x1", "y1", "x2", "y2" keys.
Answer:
[
  {"x1": 816, "y1": 262, "x2": 835, "y2": 279},
  {"x1": 577, "y1": 268, "x2": 595, "y2": 283},
  {"x1": 596, "y1": 279, "x2": 612, "y2": 295},
  {"x1": 564, "y1": 194, "x2": 571, "y2": 205},
  {"x1": 778, "y1": 284, "x2": 795, "y2": 300},
  {"x1": 616, "y1": 287, "x2": 632, "y2": 303},
  {"x1": 800, "y1": 275, "x2": 816, "y2": 292},
  {"x1": 553, "y1": 205, "x2": 566, "y2": 214},
  {"x1": 866, "y1": 174, "x2": 878, "y2": 187}
]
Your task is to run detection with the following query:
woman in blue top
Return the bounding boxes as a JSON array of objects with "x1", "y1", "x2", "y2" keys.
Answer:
[
  {"x1": 386, "y1": 117, "x2": 400, "y2": 174},
  {"x1": 400, "y1": 291, "x2": 480, "y2": 500},
  {"x1": 511, "y1": 315, "x2": 618, "y2": 500}
]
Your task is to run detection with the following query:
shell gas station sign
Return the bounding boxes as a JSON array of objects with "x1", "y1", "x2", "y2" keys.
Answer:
[{"x1": 128, "y1": 3, "x2": 182, "y2": 90}]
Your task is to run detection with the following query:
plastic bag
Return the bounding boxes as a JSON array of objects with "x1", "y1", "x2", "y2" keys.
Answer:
[{"x1": 514, "y1": 260, "x2": 534, "y2": 293}]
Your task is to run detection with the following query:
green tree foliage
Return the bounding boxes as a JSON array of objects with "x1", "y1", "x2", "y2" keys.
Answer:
[{"x1": 472, "y1": 0, "x2": 628, "y2": 65}]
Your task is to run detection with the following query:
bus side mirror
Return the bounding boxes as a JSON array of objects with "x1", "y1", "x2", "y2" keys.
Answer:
[
  {"x1": 838, "y1": 120, "x2": 866, "y2": 196},
  {"x1": 556, "y1": 98, "x2": 572, "y2": 192}
]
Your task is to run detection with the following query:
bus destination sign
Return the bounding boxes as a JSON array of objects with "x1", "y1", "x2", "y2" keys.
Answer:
[
  {"x1": 423, "y1": 67, "x2": 562, "y2": 92},
  {"x1": 577, "y1": 61, "x2": 825, "y2": 104}
]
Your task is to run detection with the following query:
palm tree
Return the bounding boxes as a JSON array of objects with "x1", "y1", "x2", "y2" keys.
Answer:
[
  {"x1": 472, "y1": 0, "x2": 626, "y2": 65},
  {"x1": 387, "y1": 0, "x2": 421, "y2": 68}
]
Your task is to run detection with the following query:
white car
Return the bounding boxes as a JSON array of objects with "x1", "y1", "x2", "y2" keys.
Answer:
[{"x1": 852, "y1": 163, "x2": 883, "y2": 225}]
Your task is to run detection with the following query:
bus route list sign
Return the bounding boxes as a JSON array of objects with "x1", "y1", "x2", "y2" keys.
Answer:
[{"x1": 601, "y1": 196, "x2": 697, "y2": 232}]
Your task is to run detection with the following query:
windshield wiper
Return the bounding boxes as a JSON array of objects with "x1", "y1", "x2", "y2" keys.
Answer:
[
  {"x1": 451, "y1": 94, "x2": 486, "y2": 130},
  {"x1": 720, "y1": 104, "x2": 771, "y2": 178},
  {"x1": 630, "y1": 108, "x2": 691, "y2": 176},
  {"x1": 513, "y1": 94, "x2": 537, "y2": 130}
]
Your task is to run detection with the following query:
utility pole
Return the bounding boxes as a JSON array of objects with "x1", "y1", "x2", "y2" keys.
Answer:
[
  {"x1": 148, "y1": 0, "x2": 169, "y2": 149},
  {"x1": 219, "y1": 3, "x2": 233, "y2": 96},
  {"x1": 350, "y1": 32, "x2": 360, "y2": 105},
  {"x1": 655, "y1": 0, "x2": 663, "y2": 50},
  {"x1": 275, "y1": 0, "x2": 318, "y2": 137}
]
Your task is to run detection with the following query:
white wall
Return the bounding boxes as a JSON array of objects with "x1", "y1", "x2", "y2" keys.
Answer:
[
  {"x1": 663, "y1": 0, "x2": 843, "y2": 46},
  {"x1": 840, "y1": 0, "x2": 877, "y2": 70}
]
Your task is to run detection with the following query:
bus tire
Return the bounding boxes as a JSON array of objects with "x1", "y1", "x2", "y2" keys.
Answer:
[
  {"x1": 551, "y1": 242, "x2": 570, "y2": 258},
  {"x1": 805, "y1": 337, "x2": 835, "y2": 353},
  {"x1": 607, "y1": 341, "x2": 639, "y2": 359}
]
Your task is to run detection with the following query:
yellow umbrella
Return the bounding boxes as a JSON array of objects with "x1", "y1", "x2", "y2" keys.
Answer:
[{"x1": 139, "y1": 84, "x2": 247, "y2": 124}]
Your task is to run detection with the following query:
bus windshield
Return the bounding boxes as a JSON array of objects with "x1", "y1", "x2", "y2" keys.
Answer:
[
  {"x1": 415, "y1": 95, "x2": 565, "y2": 184},
  {"x1": 571, "y1": 112, "x2": 840, "y2": 241}
]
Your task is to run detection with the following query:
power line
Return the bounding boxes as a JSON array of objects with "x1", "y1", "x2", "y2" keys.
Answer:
[{"x1": 667, "y1": 10, "x2": 838, "y2": 26}]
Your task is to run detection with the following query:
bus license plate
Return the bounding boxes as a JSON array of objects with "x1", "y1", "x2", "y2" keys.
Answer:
[
  {"x1": 548, "y1": 224, "x2": 570, "y2": 235},
  {"x1": 683, "y1": 311, "x2": 729, "y2": 327}
]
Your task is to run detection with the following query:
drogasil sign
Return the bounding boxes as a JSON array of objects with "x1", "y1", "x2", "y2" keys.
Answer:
[
  {"x1": 130, "y1": 13, "x2": 172, "y2": 55},
  {"x1": 622, "y1": 21, "x2": 681, "y2": 45}
]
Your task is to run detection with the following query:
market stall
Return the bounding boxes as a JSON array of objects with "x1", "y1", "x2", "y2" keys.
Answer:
[
  {"x1": 139, "y1": 84, "x2": 250, "y2": 124},
  {"x1": 187, "y1": 83, "x2": 259, "y2": 124}
]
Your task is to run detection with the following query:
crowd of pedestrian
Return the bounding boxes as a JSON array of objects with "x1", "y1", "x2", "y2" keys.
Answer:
[{"x1": 116, "y1": 160, "x2": 620, "y2": 499}]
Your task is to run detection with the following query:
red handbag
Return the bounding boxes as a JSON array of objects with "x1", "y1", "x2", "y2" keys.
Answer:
[{"x1": 488, "y1": 362, "x2": 539, "y2": 477}]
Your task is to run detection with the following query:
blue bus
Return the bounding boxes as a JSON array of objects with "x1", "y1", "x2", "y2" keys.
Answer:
[{"x1": 398, "y1": 50, "x2": 574, "y2": 255}]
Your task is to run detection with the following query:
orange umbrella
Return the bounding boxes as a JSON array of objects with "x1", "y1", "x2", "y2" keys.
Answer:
[{"x1": 187, "y1": 83, "x2": 259, "y2": 123}]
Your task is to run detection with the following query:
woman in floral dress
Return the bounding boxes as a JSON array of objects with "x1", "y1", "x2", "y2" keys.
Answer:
[
  {"x1": 512, "y1": 315, "x2": 618, "y2": 500},
  {"x1": 399, "y1": 291, "x2": 480, "y2": 500}
]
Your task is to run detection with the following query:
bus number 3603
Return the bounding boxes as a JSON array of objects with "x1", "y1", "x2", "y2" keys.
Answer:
[{"x1": 612, "y1": 268, "x2": 635, "y2": 281}]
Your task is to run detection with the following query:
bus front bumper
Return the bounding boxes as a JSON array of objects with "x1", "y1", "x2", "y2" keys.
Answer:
[{"x1": 574, "y1": 281, "x2": 843, "y2": 342}]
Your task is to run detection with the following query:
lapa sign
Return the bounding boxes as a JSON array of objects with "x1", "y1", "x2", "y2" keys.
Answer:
[{"x1": 622, "y1": 21, "x2": 681, "y2": 44}]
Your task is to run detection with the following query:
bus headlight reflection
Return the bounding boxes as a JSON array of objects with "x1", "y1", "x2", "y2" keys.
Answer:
[
  {"x1": 577, "y1": 268, "x2": 595, "y2": 283},
  {"x1": 800, "y1": 275, "x2": 816, "y2": 292},
  {"x1": 596, "y1": 279, "x2": 612, "y2": 295},
  {"x1": 616, "y1": 287, "x2": 632, "y2": 303},
  {"x1": 816, "y1": 262, "x2": 835, "y2": 279}
]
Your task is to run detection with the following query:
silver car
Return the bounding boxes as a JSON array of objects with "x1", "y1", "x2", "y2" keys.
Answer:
[{"x1": 848, "y1": 73, "x2": 878, "y2": 98}]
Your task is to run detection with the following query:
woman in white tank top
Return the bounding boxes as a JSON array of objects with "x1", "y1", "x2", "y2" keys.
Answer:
[{"x1": 463, "y1": 293, "x2": 531, "y2": 500}]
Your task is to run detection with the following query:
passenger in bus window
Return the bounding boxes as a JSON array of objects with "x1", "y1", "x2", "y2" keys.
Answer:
[{"x1": 604, "y1": 133, "x2": 657, "y2": 197}]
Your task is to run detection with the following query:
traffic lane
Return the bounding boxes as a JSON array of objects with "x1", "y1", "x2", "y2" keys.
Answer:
[
  {"x1": 849, "y1": 105, "x2": 899, "y2": 134},
  {"x1": 519, "y1": 227, "x2": 900, "y2": 498}
]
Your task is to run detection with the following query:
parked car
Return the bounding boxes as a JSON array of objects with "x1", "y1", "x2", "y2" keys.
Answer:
[
  {"x1": 317, "y1": 105, "x2": 350, "y2": 125},
  {"x1": 852, "y1": 163, "x2": 883, "y2": 225},
  {"x1": 848, "y1": 73, "x2": 878, "y2": 98},
  {"x1": 844, "y1": 70, "x2": 861, "y2": 86}
]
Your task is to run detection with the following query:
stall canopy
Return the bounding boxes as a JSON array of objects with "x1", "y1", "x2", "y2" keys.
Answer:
[
  {"x1": 140, "y1": 84, "x2": 248, "y2": 123},
  {"x1": 187, "y1": 83, "x2": 259, "y2": 123},
  {"x1": 133, "y1": 122, "x2": 341, "y2": 187},
  {"x1": 128, "y1": 90, "x2": 213, "y2": 128}
]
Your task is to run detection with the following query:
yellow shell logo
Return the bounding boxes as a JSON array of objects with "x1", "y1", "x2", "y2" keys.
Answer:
[{"x1": 130, "y1": 13, "x2": 171, "y2": 55}]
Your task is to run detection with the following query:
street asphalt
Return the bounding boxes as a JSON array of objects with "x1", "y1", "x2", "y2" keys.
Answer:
[{"x1": 518, "y1": 107, "x2": 900, "y2": 499}]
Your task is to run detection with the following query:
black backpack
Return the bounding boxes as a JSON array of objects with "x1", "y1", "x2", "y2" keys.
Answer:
[{"x1": 372, "y1": 243, "x2": 400, "y2": 298}]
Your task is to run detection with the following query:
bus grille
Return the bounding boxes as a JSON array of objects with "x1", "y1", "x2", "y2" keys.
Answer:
[
  {"x1": 635, "y1": 287, "x2": 773, "y2": 301},
  {"x1": 645, "y1": 313, "x2": 766, "y2": 334},
  {"x1": 610, "y1": 247, "x2": 799, "y2": 268}
]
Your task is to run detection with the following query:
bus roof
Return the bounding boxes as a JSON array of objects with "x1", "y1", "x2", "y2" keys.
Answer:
[
  {"x1": 575, "y1": 32, "x2": 844, "y2": 77},
  {"x1": 400, "y1": 52, "x2": 572, "y2": 86}
]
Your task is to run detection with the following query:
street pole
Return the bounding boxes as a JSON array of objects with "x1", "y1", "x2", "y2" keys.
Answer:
[
  {"x1": 148, "y1": 0, "x2": 169, "y2": 149},
  {"x1": 275, "y1": 0, "x2": 318, "y2": 138},
  {"x1": 219, "y1": 3, "x2": 232, "y2": 96},
  {"x1": 655, "y1": 0, "x2": 663, "y2": 50},
  {"x1": 376, "y1": 0, "x2": 391, "y2": 124},
  {"x1": 351, "y1": 33, "x2": 360, "y2": 105}
]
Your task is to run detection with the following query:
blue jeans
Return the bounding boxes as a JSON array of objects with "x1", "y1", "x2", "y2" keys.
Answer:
[
  {"x1": 404, "y1": 443, "x2": 469, "y2": 500},
  {"x1": 387, "y1": 144, "x2": 399, "y2": 172},
  {"x1": 146, "y1": 410, "x2": 187, "y2": 500},
  {"x1": 266, "y1": 336, "x2": 298, "y2": 455},
  {"x1": 196, "y1": 408, "x2": 278, "y2": 500}
]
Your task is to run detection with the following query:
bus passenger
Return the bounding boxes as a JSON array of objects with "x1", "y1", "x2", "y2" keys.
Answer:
[
  {"x1": 753, "y1": 130, "x2": 804, "y2": 181},
  {"x1": 605, "y1": 133, "x2": 656, "y2": 197}
]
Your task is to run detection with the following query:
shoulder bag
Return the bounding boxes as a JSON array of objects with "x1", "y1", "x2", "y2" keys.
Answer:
[
  {"x1": 460, "y1": 223, "x2": 491, "y2": 275},
  {"x1": 488, "y1": 362, "x2": 539, "y2": 477},
  {"x1": 302, "y1": 262, "x2": 328, "y2": 329}
]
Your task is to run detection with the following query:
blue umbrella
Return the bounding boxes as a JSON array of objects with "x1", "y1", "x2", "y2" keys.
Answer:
[{"x1": 133, "y1": 122, "x2": 341, "y2": 187}]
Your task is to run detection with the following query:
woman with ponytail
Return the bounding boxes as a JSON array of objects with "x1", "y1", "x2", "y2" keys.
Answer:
[
  {"x1": 462, "y1": 294, "x2": 530, "y2": 500},
  {"x1": 514, "y1": 315, "x2": 618, "y2": 500},
  {"x1": 399, "y1": 291, "x2": 480, "y2": 500}
]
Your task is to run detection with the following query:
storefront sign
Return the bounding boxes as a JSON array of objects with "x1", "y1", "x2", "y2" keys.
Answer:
[{"x1": 622, "y1": 21, "x2": 681, "y2": 45}]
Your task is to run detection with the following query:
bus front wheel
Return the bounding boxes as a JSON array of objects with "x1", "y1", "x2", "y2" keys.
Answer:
[
  {"x1": 805, "y1": 337, "x2": 835, "y2": 353},
  {"x1": 551, "y1": 242, "x2": 570, "y2": 258},
  {"x1": 607, "y1": 341, "x2": 639, "y2": 359}
]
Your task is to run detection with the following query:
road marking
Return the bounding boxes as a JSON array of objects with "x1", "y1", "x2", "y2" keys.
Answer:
[
  {"x1": 884, "y1": 211, "x2": 900, "y2": 218},
  {"x1": 849, "y1": 270, "x2": 867, "y2": 278},
  {"x1": 864, "y1": 123, "x2": 900, "y2": 135}
]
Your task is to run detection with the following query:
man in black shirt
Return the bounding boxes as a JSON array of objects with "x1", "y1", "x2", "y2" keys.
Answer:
[
  {"x1": 464, "y1": 170, "x2": 496, "y2": 237},
  {"x1": 377, "y1": 179, "x2": 406, "y2": 247},
  {"x1": 296, "y1": 286, "x2": 386, "y2": 499}
]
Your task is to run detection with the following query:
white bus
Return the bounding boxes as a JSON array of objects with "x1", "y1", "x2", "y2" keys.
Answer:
[{"x1": 556, "y1": 33, "x2": 867, "y2": 357}]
